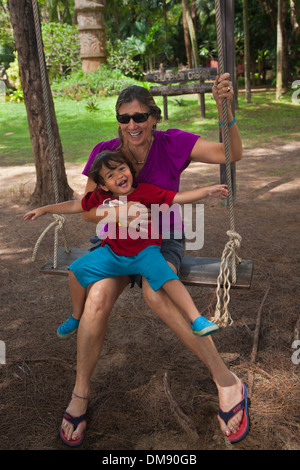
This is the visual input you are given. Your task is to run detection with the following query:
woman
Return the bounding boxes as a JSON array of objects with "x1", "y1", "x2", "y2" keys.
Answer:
[{"x1": 60, "y1": 73, "x2": 249, "y2": 446}]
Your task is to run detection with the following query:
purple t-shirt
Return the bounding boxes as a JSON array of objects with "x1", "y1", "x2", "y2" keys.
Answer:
[{"x1": 82, "y1": 128, "x2": 199, "y2": 234}]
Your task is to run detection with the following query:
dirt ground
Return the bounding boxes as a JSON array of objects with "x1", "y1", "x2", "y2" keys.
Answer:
[{"x1": 0, "y1": 139, "x2": 299, "y2": 451}]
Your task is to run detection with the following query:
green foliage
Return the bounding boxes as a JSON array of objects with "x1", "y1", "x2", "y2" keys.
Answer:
[
  {"x1": 85, "y1": 97, "x2": 100, "y2": 112},
  {"x1": 6, "y1": 52, "x2": 23, "y2": 101},
  {"x1": 41, "y1": 22, "x2": 81, "y2": 81},
  {"x1": 105, "y1": 0, "x2": 182, "y2": 70},
  {"x1": 1, "y1": 0, "x2": 298, "y2": 97},
  {"x1": 0, "y1": 0, "x2": 14, "y2": 72},
  {"x1": 41, "y1": 0, "x2": 74, "y2": 24},
  {"x1": 7, "y1": 87, "x2": 24, "y2": 103},
  {"x1": 107, "y1": 37, "x2": 145, "y2": 79},
  {"x1": 51, "y1": 65, "x2": 147, "y2": 100},
  {"x1": 6, "y1": 51, "x2": 20, "y2": 88}
]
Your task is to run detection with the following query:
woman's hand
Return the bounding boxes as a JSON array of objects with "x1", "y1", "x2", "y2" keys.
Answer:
[{"x1": 212, "y1": 73, "x2": 234, "y2": 108}]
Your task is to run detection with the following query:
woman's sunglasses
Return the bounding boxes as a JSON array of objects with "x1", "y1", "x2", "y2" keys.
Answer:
[{"x1": 116, "y1": 111, "x2": 152, "y2": 124}]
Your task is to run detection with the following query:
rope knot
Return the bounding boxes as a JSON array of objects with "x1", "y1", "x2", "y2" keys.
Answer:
[
  {"x1": 53, "y1": 214, "x2": 66, "y2": 229},
  {"x1": 225, "y1": 230, "x2": 242, "y2": 263},
  {"x1": 227, "y1": 230, "x2": 242, "y2": 247},
  {"x1": 31, "y1": 213, "x2": 70, "y2": 268}
]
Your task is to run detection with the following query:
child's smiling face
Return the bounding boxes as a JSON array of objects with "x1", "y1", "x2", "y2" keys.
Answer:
[{"x1": 99, "y1": 161, "x2": 134, "y2": 196}]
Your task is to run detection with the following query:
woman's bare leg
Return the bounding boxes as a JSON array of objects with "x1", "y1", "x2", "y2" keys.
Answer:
[
  {"x1": 142, "y1": 269, "x2": 243, "y2": 438},
  {"x1": 61, "y1": 275, "x2": 130, "y2": 442}
]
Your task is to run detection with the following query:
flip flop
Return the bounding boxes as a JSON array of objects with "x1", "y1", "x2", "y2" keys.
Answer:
[
  {"x1": 218, "y1": 383, "x2": 250, "y2": 444},
  {"x1": 59, "y1": 411, "x2": 86, "y2": 447}
]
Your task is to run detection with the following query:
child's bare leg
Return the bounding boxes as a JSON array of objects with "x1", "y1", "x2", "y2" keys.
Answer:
[
  {"x1": 68, "y1": 270, "x2": 87, "y2": 320},
  {"x1": 162, "y1": 279, "x2": 218, "y2": 336},
  {"x1": 57, "y1": 271, "x2": 87, "y2": 338},
  {"x1": 162, "y1": 279, "x2": 201, "y2": 322}
]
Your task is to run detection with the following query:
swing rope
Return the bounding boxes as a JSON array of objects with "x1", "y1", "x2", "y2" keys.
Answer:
[
  {"x1": 210, "y1": 0, "x2": 242, "y2": 327},
  {"x1": 31, "y1": 0, "x2": 70, "y2": 268}
]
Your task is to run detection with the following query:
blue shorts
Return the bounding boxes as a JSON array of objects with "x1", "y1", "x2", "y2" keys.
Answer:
[{"x1": 68, "y1": 244, "x2": 179, "y2": 292}]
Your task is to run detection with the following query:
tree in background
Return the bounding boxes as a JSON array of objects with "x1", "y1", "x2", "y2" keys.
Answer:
[
  {"x1": 182, "y1": 0, "x2": 199, "y2": 68},
  {"x1": 243, "y1": 0, "x2": 251, "y2": 103},
  {"x1": 104, "y1": 0, "x2": 184, "y2": 71},
  {"x1": 7, "y1": 0, "x2": 73, "y2": 205},
  {"x1": 43, "y1": 0, "x2": 74, "y2": 24},
  {"x1": 0, "y1": 0, "x2": 15, "y2": 81},
  {"x1": 276, "y1": 0, "x2": 283, "y2": 99},
  {"x1": 2, "y1": 0, "x2": 299, "y2": 95}
]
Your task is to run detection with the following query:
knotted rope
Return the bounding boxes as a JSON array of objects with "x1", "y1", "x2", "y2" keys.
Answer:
[
  {"x1": 212, "y1": 230, "x2": 242, "y2": 327},
  {"x1": 210, "y1": 1, "x2": 242, "y2": 327},
  {"x1": 31, "y1": 0, "x2": 70, "y2": 268},
  {"x1": 31, "y1": 214, "x2": 69, "y2": 268}
]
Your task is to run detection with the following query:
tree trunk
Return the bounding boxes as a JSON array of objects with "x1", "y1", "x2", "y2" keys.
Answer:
[
  {"x1": 281, "y1": 0, "x2": 289, "y2": 88},
  {"x1": 7, "y1": 0, "x2": 73, "y2": 206},
  {"x1": 276, "y1": 0, "x2": 283, "y2": 100},
  {"x1": 181, "y1": 0, "x2": 192, "y2": 67},
  {"x1": 182, "y1": 0, "x2": 199, "y2": 68},
  {"x1": 162, "y1": 0, "x2": 168, "y2": 41},
  {"x1": 182, "y1": 0, "x2": 201, "y2": 105},
  {"x1": 243, "y1": 0, "x2": 252, "y2": 103}
]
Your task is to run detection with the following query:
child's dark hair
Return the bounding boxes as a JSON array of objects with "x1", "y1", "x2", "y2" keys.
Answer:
[{"x1": 89, "y1": 150, "x2": 135, "y2": 187}]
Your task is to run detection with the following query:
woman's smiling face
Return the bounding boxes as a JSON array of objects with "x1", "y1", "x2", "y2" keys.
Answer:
[{"x1": 117, "y1": 99, "x2": 157, "y2": 148}]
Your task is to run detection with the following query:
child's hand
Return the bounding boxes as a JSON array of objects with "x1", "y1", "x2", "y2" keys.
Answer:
[
  {"x1": 206, "y1": 184, "x2": 228, "y2": 199},
  {"x1": 122, "y1": 201, "x2": 150, "y2": 233},
  {"x1": 23, "y1": 208, "x2": 46, "y2": 221}
]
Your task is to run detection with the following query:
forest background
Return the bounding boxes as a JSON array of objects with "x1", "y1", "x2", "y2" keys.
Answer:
[{"x1": 1, "y1": 0, "x2": 299, "y2": 99}]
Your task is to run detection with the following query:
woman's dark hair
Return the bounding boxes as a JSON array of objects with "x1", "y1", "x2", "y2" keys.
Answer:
[
  {"x1": 116, "y1": 85, "x2": 162, "y2": 146},
  {"x1": 116, "y1": 86, "x2": 162, "y2": 145},
  {"x1": 89, "y1": 150, "x2": 136, "y2": 187},
  {"x1": 116, "y1": 86, "x2": 162, "y2": 123}
]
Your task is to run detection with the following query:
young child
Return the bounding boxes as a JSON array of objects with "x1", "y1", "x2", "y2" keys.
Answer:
[{"x1": 24, "y1": 150, "x2": 229, "y2": 337}]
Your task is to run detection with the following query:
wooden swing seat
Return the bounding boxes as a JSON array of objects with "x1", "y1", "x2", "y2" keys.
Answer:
[{"x1": 40, "y1": 246, "x2": 253, "y2": 289}]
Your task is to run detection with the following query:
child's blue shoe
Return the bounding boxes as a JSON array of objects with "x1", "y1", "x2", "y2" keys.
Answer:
[
  {"x1": 57, "y1": 315, "x2": 79, "y2": 339},
  {"x1": 190, "y1": 316, "x2": 219, "y2": 337}
]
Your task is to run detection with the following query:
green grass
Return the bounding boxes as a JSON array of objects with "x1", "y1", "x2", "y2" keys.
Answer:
[{"x1": 0, "y1": 87, "x2": 299, "y2": 167}]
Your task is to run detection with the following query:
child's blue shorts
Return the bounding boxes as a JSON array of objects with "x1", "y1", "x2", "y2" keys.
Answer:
[{"x1": 68, "y1": 244, "x2": 179, "y2": 291}]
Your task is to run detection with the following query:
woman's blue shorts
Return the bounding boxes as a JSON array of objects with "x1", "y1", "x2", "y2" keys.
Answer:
[{"x1": 68, "y1": 244, "x2": 179, "y2": 292}]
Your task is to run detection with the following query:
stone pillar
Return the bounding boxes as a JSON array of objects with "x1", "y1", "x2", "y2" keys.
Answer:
[{"x1": 75, "y1": 0, "x2": 107, "y2": 73}]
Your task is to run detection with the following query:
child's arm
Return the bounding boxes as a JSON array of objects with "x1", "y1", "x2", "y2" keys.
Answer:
[
  {"x1": 23, "y1": 200, "x2": 83, "y2": 221},
  {"x1": 173, "y1": 184, "x2": 228, "y2": 205}
]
